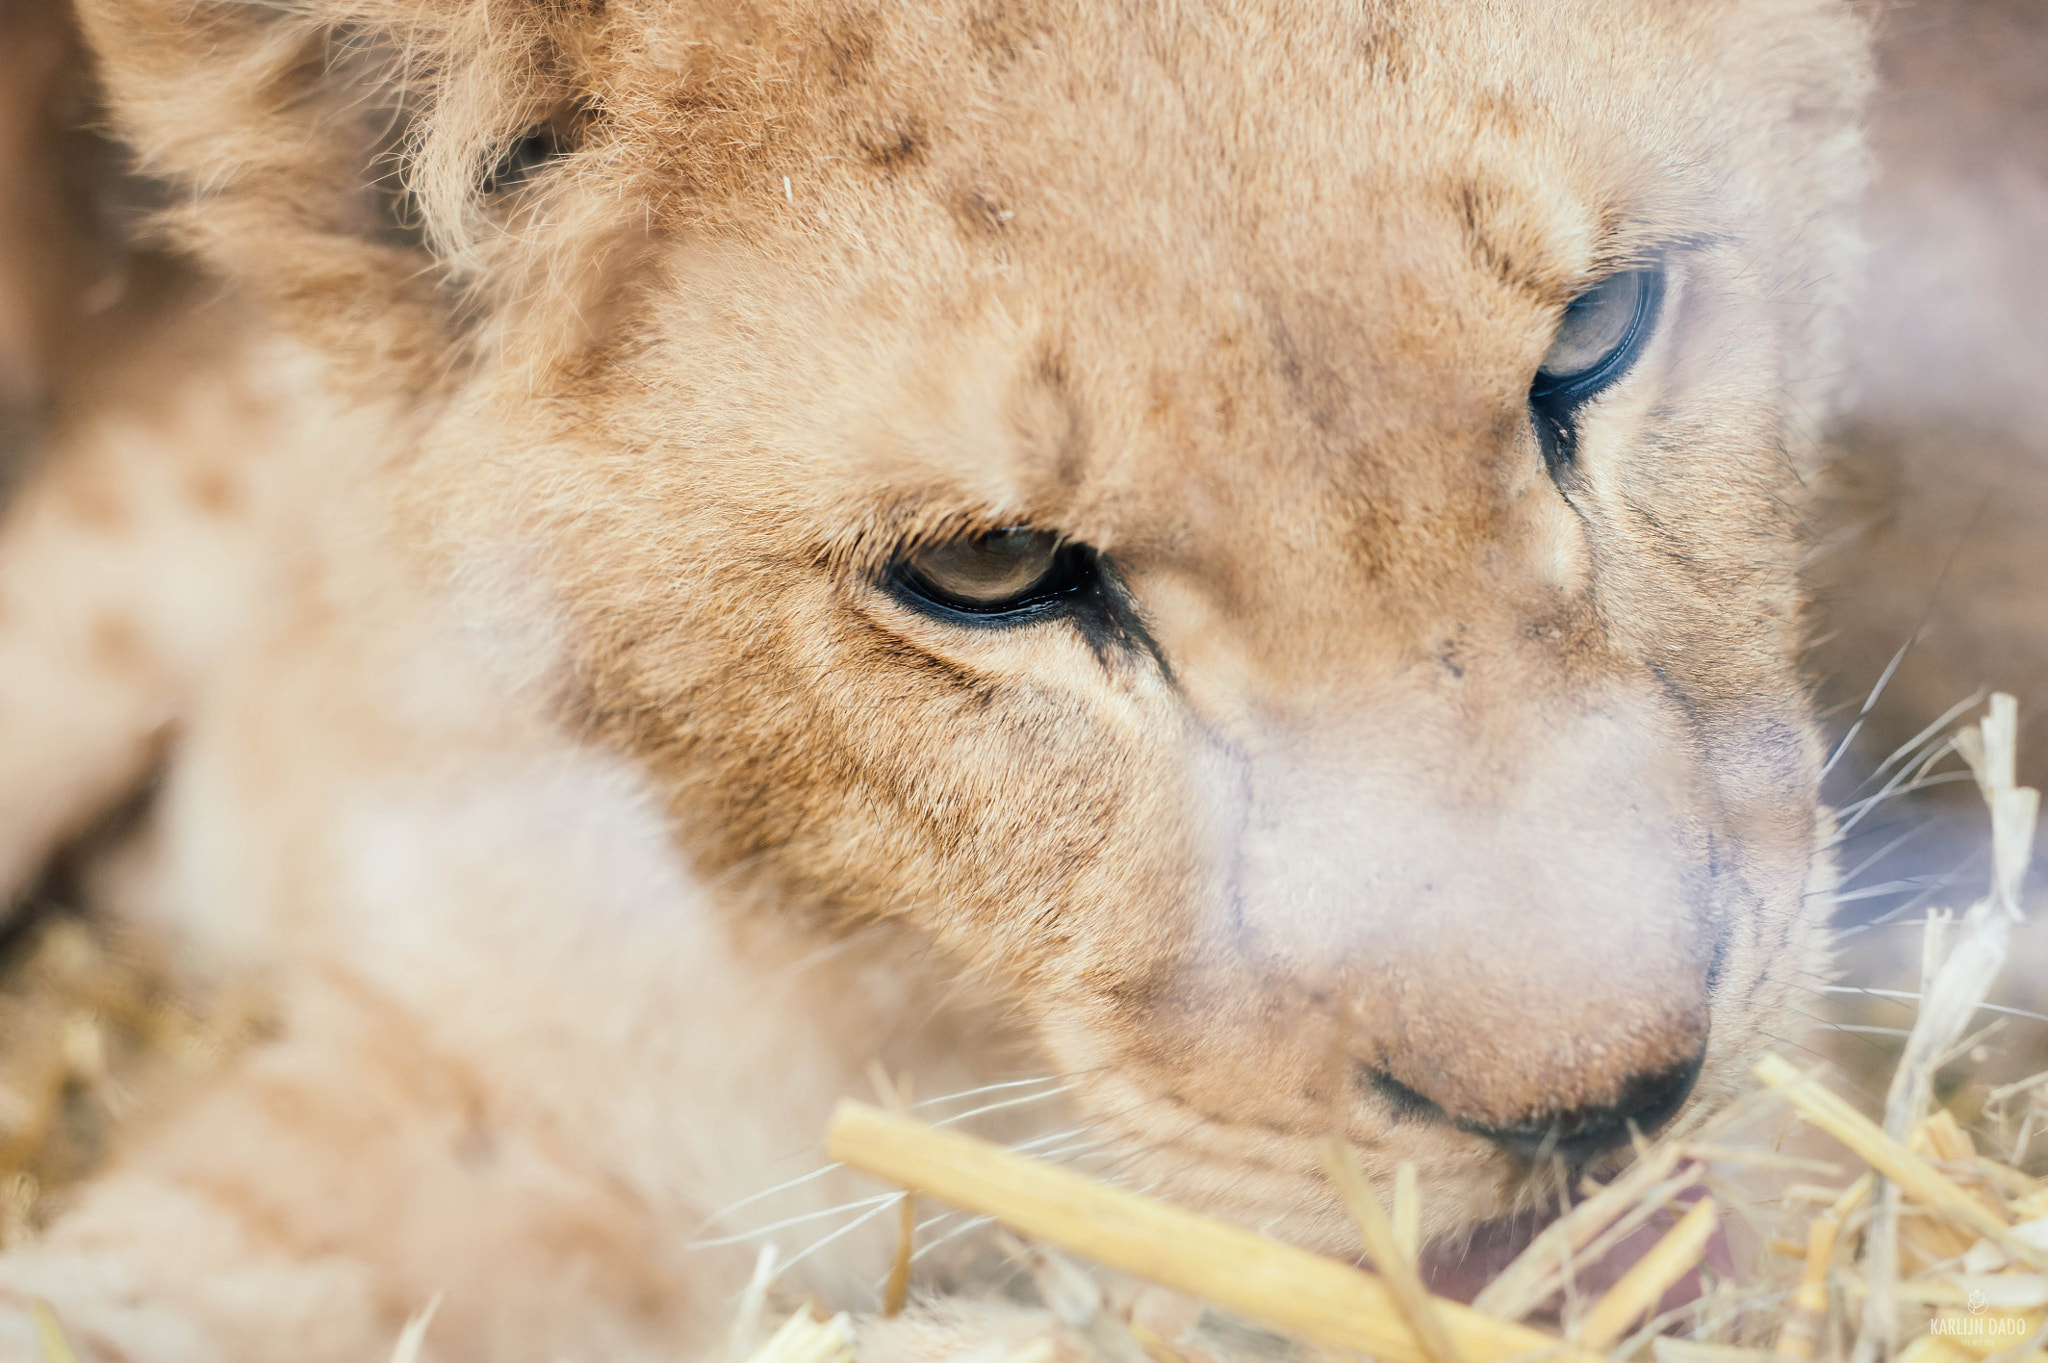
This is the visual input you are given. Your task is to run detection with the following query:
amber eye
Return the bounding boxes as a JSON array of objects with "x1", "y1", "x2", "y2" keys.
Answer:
[
  {"x1": 1532, "y1": 269, "x2": 1663, "y2": 405},
  {"x1": 1529, "y1": 268, "x2": 1665, "y2": 473},
  {"x1": 892, "y1": 527, "x2": 1094, "y2": 618}
]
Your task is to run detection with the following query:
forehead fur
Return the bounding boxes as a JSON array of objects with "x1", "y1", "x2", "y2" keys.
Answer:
[{"x1": 80, "y1": 0, "x2": 1868, "y2": 392}]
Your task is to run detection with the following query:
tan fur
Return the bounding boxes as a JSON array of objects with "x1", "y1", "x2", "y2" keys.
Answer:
[
  {"x1": 0, "y1": 0, "x2": 88, "y2": 419},
  {"x1": 0, "y1": 1, "x2": 1872, "y2": 1357}
]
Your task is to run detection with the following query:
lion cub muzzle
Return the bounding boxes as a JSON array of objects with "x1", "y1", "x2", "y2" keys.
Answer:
[
  {"x1": 1148, "y1": 656, "x2": 1723, "y2": 1172},
  {"x1": 1360, "y1": 1032, "x2": 1706, "y2": 1166}
]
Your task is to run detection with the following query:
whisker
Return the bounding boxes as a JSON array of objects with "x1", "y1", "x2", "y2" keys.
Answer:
[
  {"x1": 690, "y1": 1193, "x2": 901, "y2": 1249},
  {"x1": 695, "y1": 1161, "x2": 848, "y2": 1232},
  {"x1": 1026, "y1": 1135, "x2": 1117, "y2": 1165},
  {"x1": 701, "y1": 1077, "x2": 1082, "y2": 1249},
  {"x1": 774, "y1": 1194, "x2": 906, "y2": 1281},
  {"x1": 1779, "y1": 1003, "x2": 1898, "y2": 1057},
  {"x1": 1809, "y1": 877, "x2": 1958, "y2": 906},
  {"x1": 1007, "y1": 1125, "x2": 1099, "y2": 1155},
  {"x1": 1834, "y1": 820, "x2": 1943, "y2": 890},
  {"x1": 908, "y1": 1213, "x2": 996, "y2": 1264},
  {"x1": 914, "y1": 1208, "x2": 968, "y2": 1235},
  {"x1": 1759, "y1": 1031, "x2": 1837, "y2": 1066},
  {"x1": 928, "y1": 1085, "x2": 1078, "y2": 1129},
  {"x1": 1820, "y1": 632, "x2": 1917, "y2": 779},
  {"x1": 1829, "y1": 510, "x2": 1989, "y2": 795},
  {"x1": 1833, "y1": 915, "x2": 1943, "y2": 940},
  {"x1": 913, "y1": 1076, "x2": 1067, "y2": 1114},
  {"x1": 1831, "y1": 847, "x2": 1989, "y2": 939},
  {"x1": 1829, "y1": 766, "x2": 1975, "y2": 845},
  {"x1": 1854, "y1": 690, "x2": 1985, "y2": 795},
  {"x1": 774, "y1": 922, "x2": 894, "y2": 983},
  {"x1": 1817, "y1": 985, "x2": 2048, "y2": 1027}
]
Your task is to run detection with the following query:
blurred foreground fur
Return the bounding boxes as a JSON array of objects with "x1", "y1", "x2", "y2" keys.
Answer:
[{"x1": 0, "y1": 0, "x2": 2041, "y2": 1359}]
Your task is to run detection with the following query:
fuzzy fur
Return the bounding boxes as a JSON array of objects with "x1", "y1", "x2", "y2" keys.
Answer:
[{"x1": 0, "y1": 1, "x2": 1872, "y2": 1358}]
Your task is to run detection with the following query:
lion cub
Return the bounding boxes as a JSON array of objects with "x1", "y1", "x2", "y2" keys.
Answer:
[{"x1": 0, "y1": 0, "x2": 1869, "y2": 1358}]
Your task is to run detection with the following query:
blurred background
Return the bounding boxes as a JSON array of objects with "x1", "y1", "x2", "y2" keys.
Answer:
[
  {"x1": 0, "y1": 0, "x2": 2042, "y2": 1207},
  {"x1": 1794, "y1": 0, "x2": 2048, "y2": 1124}
]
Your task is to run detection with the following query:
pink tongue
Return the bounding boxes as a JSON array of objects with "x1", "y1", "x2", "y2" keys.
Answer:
[{"x1": 1420, "y1": 1195, "x2": 1733, "y2": 1322}]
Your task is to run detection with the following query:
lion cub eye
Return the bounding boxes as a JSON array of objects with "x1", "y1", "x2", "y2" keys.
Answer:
[
  {"x1": 1529, "y1": 268, "x2": 1665, "y2": 472},
  {"x1": 893, "y1": 528, "x2": 1094, "y2": 618},
  {"x1": 482, "y1": 117, "x2": 581, "y2": 197},
  {"x1": 1532, "y1": 269, "x2": 1664, "y2": 405}
]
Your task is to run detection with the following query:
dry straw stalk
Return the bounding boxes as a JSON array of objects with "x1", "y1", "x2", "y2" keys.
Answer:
[
  {"x1": 827, "y1": 1100, "x2": 1600, "y2": 1363},
  {"x1": 1753, "y1": 1055, "x2": 2030, "y2": 1262},
  {"x1": 1571, "y1": 1198, "x2": 1719, "y2": 1351},
  {"x1": 1317, "y1": 1132, "x2": 1466, "y2": 1363}
]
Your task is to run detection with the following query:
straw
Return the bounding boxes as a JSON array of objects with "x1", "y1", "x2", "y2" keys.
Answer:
[
  {"x1": 827, "y1": 1100, "x2": 1596, "y2": 1363},
  {"x1": 1754, "y1": 1057, "x2": 2028, "y2": 1261},
  {"x1": 1572, "y1": 1199, "x2": 1721, "y2": 1351},
  {"x1": 1317, "y1": 1133, "x2": 1465, "y2": 1363}
]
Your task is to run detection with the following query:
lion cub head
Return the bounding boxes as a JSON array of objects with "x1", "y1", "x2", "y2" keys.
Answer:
[{"x1": 81, "y1": 0, "x2": 1870, "y2": 1251}]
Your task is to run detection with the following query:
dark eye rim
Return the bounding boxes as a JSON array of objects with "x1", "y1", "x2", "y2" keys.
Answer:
[
  {"x1": 886, "y1": 533, "x2": 1101, "y2": 623},
  {"x1": 481, "y1": 112, "x2": 588, "y2": 197},
  {"x1": 1529, "y1": 267, "x2": 1667, "y2": 410}
]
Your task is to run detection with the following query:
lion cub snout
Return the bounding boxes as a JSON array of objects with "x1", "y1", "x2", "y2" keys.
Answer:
[
  {"x1": 1337, "y1": 818, "x2": 1714, "y2": 1165},
  {"x1": 1163, "y1": 667, "x2": 1724, "y2": 1169},
  {"x1": 1352, "y1": 941, "x2": 1711, "y2": 1164}
]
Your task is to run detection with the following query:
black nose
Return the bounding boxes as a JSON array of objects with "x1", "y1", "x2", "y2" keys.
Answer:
[{"x1": 1458, "y1": 1051, "x2": 1704, "y2": 1166}]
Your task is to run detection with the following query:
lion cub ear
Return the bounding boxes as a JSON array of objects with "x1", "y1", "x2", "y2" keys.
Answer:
[{"x1": 74, "y1": 0, "x2": 595, "y2": 389}]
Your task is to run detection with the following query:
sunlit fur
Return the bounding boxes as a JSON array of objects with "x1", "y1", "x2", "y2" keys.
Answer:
[{"x1": 0, "y1": 0, "x2": 1870, "y2": 1357}]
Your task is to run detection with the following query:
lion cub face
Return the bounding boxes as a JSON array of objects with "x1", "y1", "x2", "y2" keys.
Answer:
[{"x1": 87, "y1": 0, "x2": 1871, "y2": 1249}]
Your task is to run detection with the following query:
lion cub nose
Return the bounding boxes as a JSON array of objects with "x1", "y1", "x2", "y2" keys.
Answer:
[
  {"x1": 1441, "y1": 1051, "x2": 1703, "y2": 1164},
  {"x1": 1360, "y1": 985, "x2": 1710, "y2": 1167}
]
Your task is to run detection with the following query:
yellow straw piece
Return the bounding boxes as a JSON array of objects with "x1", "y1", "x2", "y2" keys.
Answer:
[
  {"x1": 1793, "y1": 1215, "x2": 1839, "y2": 1316},
  {"x1": 31, "y1": 1301, "x2": 80, "y2": 1363},
  {"x1": 866, "y1": 1064, "x2": 917, "y2": 1317},
  {"x1": 1830, "y1": 1173, "x2": 1876, "y2": 1223},
  {"x1": 1770, "y1": 1208, "x2": 1840, "y2": 1361},
  {"x1": 1753, "y1": 1057, "x2": 2040, "y2": 1266},
  {"x1": 1893, "y1": 1337, "x2": 1976, "y2": 1363},
  {"x1": 745, "y1": 1309, "x2": 855, "y2": 1363},
  {"x1": 1573, "y1": 1198, "x2": 1720, "y2": 1352},
  {"x1": 1130, "y1": 1320, "x2": 1190, "y2": 1363},
  {"x1": 1395, "y1": 1161, "x2": 1422, "y2": 1265},
  {"x1": 826, "y1": 1101, "x2": 1596, "y2": 1363},
  {"x1": 882, "y1": 1189, "x2": 915, "y2": 1318},
  {"x1": 1317, "y1": 1134, "x2": 1464, "y2": 1363},
  {"x1": 1921, "y1": 1111, "x2": 1977, "y2": 1164},
  {"x1": 1471, "y1": 1145, "x2": 1687, "y2": 1322}
]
